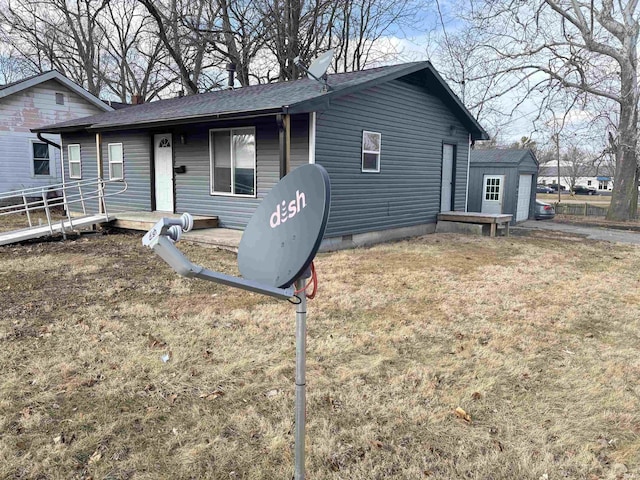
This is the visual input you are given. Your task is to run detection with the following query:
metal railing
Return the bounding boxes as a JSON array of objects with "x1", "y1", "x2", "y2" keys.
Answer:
[{"x1": 0, "y1": 178, "x2": 128, "y2": 236}]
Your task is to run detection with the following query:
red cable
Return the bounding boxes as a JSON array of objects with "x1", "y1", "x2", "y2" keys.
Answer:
[{"x1": 294, "y1": 261, "x2": 318, "y2": 299}]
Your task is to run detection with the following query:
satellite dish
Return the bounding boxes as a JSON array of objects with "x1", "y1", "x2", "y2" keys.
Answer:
[
  {"x1": 238, "y1": 164, "x2": 331, "y2": 288},
  {"x1": 307, "y1": 49, "x2": 334, "y2": 80}
]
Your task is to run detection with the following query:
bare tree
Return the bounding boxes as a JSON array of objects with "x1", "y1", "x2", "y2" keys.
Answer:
[
  {"x1": 102, "y1": 0, "x2": 175, "y2": 102},
  {"x1": 449, "y1": 0, "x2": 639, "y2": 220},
  {"x1": 561, "y1": 145, "x2": 593, "y2": 192}
]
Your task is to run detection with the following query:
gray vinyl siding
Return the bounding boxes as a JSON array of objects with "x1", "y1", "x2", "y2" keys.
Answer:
[
  {"x1": 60, "y1": 130, "x2": 151, "y2": 214},
  {"x1": 61, "y1": 132, "x2": 100, "y2": 213},
  {"x1": 174, "y1": 114, "x2": 308, "y2": 229},
  {"x1": 100, "y1": 130, "x2": 151, "y2": 213},
  {"x1": 314, "y1": 79, "x2": 470, "y2": 238}
]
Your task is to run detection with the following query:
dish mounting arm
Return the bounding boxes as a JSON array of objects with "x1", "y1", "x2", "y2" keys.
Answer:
[{"x1": 142, "y1": 214, "x2": 296, "y2": 301}]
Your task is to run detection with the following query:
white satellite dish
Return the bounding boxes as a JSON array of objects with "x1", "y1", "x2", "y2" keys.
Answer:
[
  {"x1": 307, "y1": 49, "x2": 334, "y2": 80},
  {"x1": 294, "y1": 49, "x2": 334, "y2": 91}
]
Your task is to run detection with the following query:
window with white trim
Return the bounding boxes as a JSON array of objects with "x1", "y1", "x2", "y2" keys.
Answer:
[
  {"x1": 599, "y1": 180, "x2": 609, "y2": 190},
  {"x1": 108, "y1": 143, "x2": 124, "y2": 180},
  {"x1": 55, "y1": 93, "x2": 64, "y2": 105},
  {"x1": 68, "y1": 144, "x2": 81, "y2": 179},
  {"x1": 32, "y1": 141, "x2": 50, "y2": 176},
  {"x1": 485, "y1": 176, "x2": 501, "y2": 201},
  {"x1": 361, "y1": 131, "x2": 381, "y2": 172},
  {"x1": 209, "y1": 128, "x2": 256, "y2": 196}
]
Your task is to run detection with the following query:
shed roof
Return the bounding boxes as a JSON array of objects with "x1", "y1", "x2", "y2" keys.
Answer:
[
  {"x1": 470, "y1": 148, "x2": 539, "y2": 167},
  {"x1": 0, "y1": 70, "x2": 113, "y2": 112},
  {"x1": 33, "y1": 62, "x2": 488, "y2": 140}
]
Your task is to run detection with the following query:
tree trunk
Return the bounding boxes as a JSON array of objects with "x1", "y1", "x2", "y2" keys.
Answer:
[{"x1": 607, "y1": 64, "x2": 639, "y2": 221}]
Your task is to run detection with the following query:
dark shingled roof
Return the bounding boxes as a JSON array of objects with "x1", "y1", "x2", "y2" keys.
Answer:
[
  {"x1": 470, "y1": 148, "x2": 539, "y2": 166},
  {"x1": 34, "y1": 62, "x2": 489, "y2": 140}
]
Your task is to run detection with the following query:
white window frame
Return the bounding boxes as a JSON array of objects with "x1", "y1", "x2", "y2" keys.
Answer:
[
  {"x1": 108, "y1": 143, "x2": 124, "y2": 181},
  {"x1": 55, "y1": 92, "x2": 65, "y2": 105},
  {"x1": 30, "y1": 139, "x2": 52, "y2": 177},
  {"x1": 484, "y1": 175, "x2": 502, "y2": 202},
  {"x1": 67, "y1": 144, "x2": 82, "y2": 179},
  {"x1": 361, "y1": 130, "x2": 381, "y2": 173},
  {"x1": 209, "y1": 127, "x2": 257, "y2": 198}
]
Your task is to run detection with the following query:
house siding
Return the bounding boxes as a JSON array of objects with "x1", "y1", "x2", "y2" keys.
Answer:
[
  {"x1": 174, "y1": 115, "x2": 308, "y2": 229},
  {"x1": 314, "y1": 79, "x2": 470, "y2": 238},
  {"x1": 100, "y1": 131, "x2": 151, "y2": 213},
  {"x1": 61, "y1": 132, "x2": 100, "y2": 213},
  {"x1": 0, "y1": 79, "x2": 105, "y2": 193},
  {"x1": 59, "y1": 114, "x2": 309, "y2": 224}
]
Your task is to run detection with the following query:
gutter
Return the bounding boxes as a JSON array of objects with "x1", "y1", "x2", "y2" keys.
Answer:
[{"x1": 36, "y1": 132, "x2": 60, "y2": 149}]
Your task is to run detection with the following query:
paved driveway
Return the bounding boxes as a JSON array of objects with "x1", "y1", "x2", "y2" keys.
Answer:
[{"x1": 517, "y1": 220, "x2": 640, "y2": 245}]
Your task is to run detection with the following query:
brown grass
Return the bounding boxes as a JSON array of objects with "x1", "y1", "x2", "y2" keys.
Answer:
[{"x1": 1, "y1": 230, "x2": 639, "y2": 479}]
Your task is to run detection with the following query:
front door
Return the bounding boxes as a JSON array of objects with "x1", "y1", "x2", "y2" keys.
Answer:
[
  {"x1": 481, "y1": 174, "x2": 504, "y2": 214},
  {"x1": 154, "y1": 134, "x2": 174, "y2": 212},
  {"x1": 440, "y1": 144, "x2": 455, "y2": 212}
]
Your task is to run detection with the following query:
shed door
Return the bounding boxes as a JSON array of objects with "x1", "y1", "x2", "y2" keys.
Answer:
[
  {"x1": 440, "y1": 144, "x2": 455, "y2": 212},
  {"x1": 154, "y1": 134, "x2": 174, "y2": 212},
  {"x1": 481, "y1": 175, "x2": 504, "y2": 214},
  {"x1": 516, "y1": 174, "x2": 532, "y2": 221}
]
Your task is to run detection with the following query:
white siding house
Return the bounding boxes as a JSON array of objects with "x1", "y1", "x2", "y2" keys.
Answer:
[
  {"x1": 0, "y1": 71, "x2": 112, "y2": 194},
  {"x1": 538, "y1": 162, "x2": 613, "y2": 193}
]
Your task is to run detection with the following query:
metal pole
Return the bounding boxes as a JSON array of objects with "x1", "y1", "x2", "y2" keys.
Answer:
[{"x1": 294, "y1": 278, "x2": 307, "y2": 480}]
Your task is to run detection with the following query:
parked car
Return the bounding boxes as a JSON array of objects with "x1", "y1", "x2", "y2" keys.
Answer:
[
  {"x1": 572, "y1": 185, "x2": 598, "y2": 195},
  {"x1": 534, "y1": 200, "x2": 555, "y2": 220},
  {"x1": 548, "y1": 183, "x2": 567, "y2": 193},
  {"x1": 536, "y1": 184, "x2": 554, "y2": 194}
]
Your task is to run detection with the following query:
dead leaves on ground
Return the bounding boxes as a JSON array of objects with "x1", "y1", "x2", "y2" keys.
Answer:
[
  {"x1": 199, "y1": 390, "x2": 225, "y2": 401},
  {"x1": 454, "y1": 407, "x2": 472, "y2": 423}
]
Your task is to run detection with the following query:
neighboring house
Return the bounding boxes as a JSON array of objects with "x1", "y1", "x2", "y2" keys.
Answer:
[
  {"x1": 538, "y1": 163, "x2": 613, "y2": 192},
  {"x1": 468, "y1": 149, "x2": 539, "y2": 224},
  {"x1": 35, "y1": 62, "x2": 488, "y2": 246},
  {"x1": 0, "y1": 71, "x2": 112, "y2": 194}
]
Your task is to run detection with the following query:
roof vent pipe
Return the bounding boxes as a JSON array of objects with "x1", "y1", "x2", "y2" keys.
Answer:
[{"x1": 226, "y1": 63, "x2": 236, "y2": 90}]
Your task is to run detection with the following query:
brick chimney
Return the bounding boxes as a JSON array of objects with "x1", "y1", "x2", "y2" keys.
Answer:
[{"x1": 131, "y1": 95, "x2": 144, "y2": 105}]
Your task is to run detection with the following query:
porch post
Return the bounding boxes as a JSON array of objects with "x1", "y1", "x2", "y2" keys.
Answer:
[{"x1": 96, "y1": 133, "x2": 104, "y2": 214}]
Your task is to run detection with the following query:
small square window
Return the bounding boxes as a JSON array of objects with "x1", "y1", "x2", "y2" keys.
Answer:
[
  {"x1": 55, "y1": 93, "x2": 64, "y2": 105},
  {"x1": 362, "y1": 131, "x2": 381, "y2": 173}
]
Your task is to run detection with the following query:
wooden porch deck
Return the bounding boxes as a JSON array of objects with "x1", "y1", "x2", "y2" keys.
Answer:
[
  {"x1": 437, "y1": 211, "x2": 513, "y2": 237},
  {"x1": 108, "y1": 212, "x2": 218, "y2": 231}
]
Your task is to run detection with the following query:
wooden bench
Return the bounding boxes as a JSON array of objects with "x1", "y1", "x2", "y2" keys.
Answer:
[{"x1": 437, "y1": 212, "x2": 513, "y2": 237}]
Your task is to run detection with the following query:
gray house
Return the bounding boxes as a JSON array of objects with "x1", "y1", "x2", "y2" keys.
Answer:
[
  {"x1": 34, "y1": 62, "x2": 488, "y2": 245},
  {"x1": 468, "y1": 149, "x2": 538, "y2": 224}
]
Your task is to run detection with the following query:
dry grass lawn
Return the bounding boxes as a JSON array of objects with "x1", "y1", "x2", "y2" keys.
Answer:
[{"x1": 1, "y1": 229, "x2": 639, "y2": 479}]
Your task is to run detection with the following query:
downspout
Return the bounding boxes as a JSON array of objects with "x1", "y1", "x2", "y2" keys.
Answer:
[
  {"x1": 37, "y1": 133, "x2": 60, "y2": 150},
  {"x1": 37, "y1": 132, "x2": 64, "y2": 195},
  {"x1": 465, "y1": 133, "x2": 471, "y2": 211}
]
